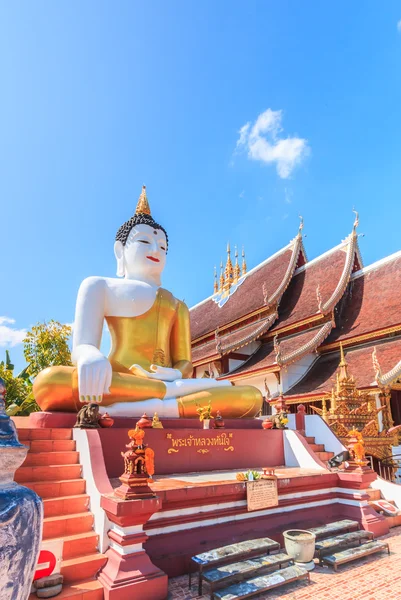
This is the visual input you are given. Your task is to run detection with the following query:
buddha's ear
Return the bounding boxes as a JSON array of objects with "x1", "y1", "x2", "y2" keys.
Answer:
[{"x1": 114, "y1": 241, "x2": 125, "y2": 277}]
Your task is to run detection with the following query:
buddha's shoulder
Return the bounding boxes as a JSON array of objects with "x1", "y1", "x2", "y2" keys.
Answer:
[
  {"x1": 159, "y1": 288, "x2": 189, "y2": 312},
  {"x1": 78, "y1": 276, "x2": 121, "y2": 296}
]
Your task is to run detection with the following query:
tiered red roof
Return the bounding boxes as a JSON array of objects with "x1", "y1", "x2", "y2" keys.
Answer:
[
  {"x1": 226, "y1": 322, "x2": 333, "y2": 379},
  {"x1": 285, "y1": 336, "x2": 401, "y2": 401},
  {"x1": 270, "y1": 232, "x2": 360, "y2": 333},
  {"x1": 323, "y1": 254, "x2": 401, "y2": 348},
  {"x1": 190, "y1": 233, "x2": 305, "y2": 364}
]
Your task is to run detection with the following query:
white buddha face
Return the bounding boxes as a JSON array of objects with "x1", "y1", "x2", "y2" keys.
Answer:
[{"x1": 114, "y1": 223, "x2": 167, "y2": 284}]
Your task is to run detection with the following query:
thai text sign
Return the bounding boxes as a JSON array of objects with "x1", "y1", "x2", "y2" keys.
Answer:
[
  {"x1": 166, "y1": 432, "x2": 234, "y2": 454},
  {"x1": 247, "y1": 478, "x2": 278, "y2": 511}
]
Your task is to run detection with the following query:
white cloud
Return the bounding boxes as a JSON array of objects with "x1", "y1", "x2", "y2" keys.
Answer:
[
  {"x1": 397, "y1": 20, "x2": 401, "y2": 32},
  {"x1": 0, "y1": 317, "x2": 27, "y2": 347},
  {"x1": 239, "y1": 190, "x2": 245, "y2": 199},
  {"x1": 235, "y1": 108, "x2": 309, "y2": 179}
]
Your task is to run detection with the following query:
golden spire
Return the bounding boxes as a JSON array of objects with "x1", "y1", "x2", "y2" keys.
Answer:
[
  {"x1": 233, "y1": 246, "x2": 241, "y2": 284},
  {"x1": 135, "y1": 185, "x2": 151, "y2": 216},
  {"x1": 338, "y1": 343, "x2": 352, "y2": 384},
  {"x1": 241, "y1": 246, "x2": 247, "y2": 276},
  {"x1": 219, "y1": 260, "x2": 224, "y2": 292},
  {"x1": 213, "y1": 266, "x2": 218, "y2": 294},
  {"x1": 224, "y1": 242, "x2": 234, "y2": 290}
]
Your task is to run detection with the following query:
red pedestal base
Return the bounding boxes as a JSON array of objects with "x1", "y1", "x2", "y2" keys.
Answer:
[
  {"x1": 98, "y1": 494, "x2": 167, "y2": 600},
  {"x1": 114, "y1": 474, "x2": 155, "y2": 500},
  {"x1": 337, "y1": 467, "x2": 389, "y2": 537},
  {"x1": 99, "y1": 547, "x2": 167, "y2": 600}
]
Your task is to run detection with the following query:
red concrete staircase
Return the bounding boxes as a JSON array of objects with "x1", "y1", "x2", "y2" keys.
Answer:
[
  {"x1": 304, "y1": 435, "x2": 334, "y2": 465},
  {"x1": 16, "y1": 427, "x2": 106, "y2": 600}
]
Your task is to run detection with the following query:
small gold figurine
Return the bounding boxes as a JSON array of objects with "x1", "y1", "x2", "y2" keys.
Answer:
[{"x1": 152, "y1": 412, "x2": 164, "y2": 429}]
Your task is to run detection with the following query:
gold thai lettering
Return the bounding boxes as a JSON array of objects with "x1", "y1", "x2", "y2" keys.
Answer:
[{"x1": 166, "y1": 432, "x2": 234, "y2": 453}]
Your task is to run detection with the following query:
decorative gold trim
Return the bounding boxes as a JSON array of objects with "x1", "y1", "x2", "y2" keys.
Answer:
[
  {"x1": 221, "y1": 364, "x2": 280, "y2": 382},
  {"x1": 224, "y1": 446, "x2": 234, "y2": 451},
  {"x1": 319, "y1": 324, "x2": 401, "y2": 353},
  {"x1": 192, "y1": 305, "x2": 275, "y2": 345},
  {"x1": 264, "y1": 314, "x2": 326, "y2": 339},
  {"x1": 197, "y1": 449, "x2": 209, "y2": 454},
  {"x1": 167, "y1": 448, "x2": 179, "y2": 454}
]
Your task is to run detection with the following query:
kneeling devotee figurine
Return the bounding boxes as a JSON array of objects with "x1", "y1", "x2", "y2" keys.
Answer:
[{"x1": 33, "y1": 186, "x2": 263, "y2": 418}]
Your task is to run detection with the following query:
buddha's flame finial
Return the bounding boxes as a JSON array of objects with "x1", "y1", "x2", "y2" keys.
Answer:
[
  {"x1": 213, "y1": 266, "x2": 218, "y2": 294},
  {"x1": 233, "y1": 246, "x2": 241, "y2": 284},
  {"x1": 135, "y1": 185, "x2": 151, "y2": 216},
  {"x1": 241, "y1": 246, "x2": 247, "y2": 276}
]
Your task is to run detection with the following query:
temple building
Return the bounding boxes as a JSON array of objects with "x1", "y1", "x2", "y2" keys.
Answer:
[{"x1": 190, "y1": 215, "x2": 401, "y2": 433}]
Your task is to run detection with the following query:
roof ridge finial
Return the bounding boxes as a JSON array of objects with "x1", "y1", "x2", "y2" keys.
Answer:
[
  {"x1": 372, "y1": 346, "x2": 382, "y2": 381},
  {"x1": 298, "y1": 215, "x2": 304, "y2": 235},
  {"x1": 352, "y1": 208, "x2": 359, "y2": 232},
  {"x1": 135, "y1": 184, "x2": 151, "y2": 216}
]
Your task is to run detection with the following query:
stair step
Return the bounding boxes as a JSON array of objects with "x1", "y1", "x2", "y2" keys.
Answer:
[
  {"x1": 45, "y1": 531, "x2": 99, "y2": 559},
  {"x1": 315, "y1": 530, "x2": 374, "y2": 557},
  {"x1": 320, "y1": 540, "x2": 390, "y2": 571},
  {"x1": 61, "y1": 553, "x2": 108, "y2": 583},
  {"x1": 309, "y1": 443, "x2": 325, "y2": 452},
  {"x1": 213, "y1": 565, "x2": 309, "y2": 600},
  {"x1": 23, "y1": 451, "x2": 80, "y2": 467},
  {"x1": 28, "y1": 439, "x2": 76, "y2": 453},
  {"x1": 23, "y1": 479, "x2": 86, "y2": 498},
  {"x1": 17, "y1": 428, "x2": 73, "y2": 440},
  {"x1": 43, "y1": 494, "x2": 90, "y2": 517},
  {"x1": 315, "y1": 451, "x2": 334, "y2": 461},
  {"x1": 308, "y1": 519, "x2": 359, "y2": 540},
  {"x1": 304, "y1": 437, "x2": 315, "y2": 444},
  {"x1": 203, "y1": 552, "x2": 293, "y2": 588},
  {"x1": 30, "y1": 578, "x2": 104, "y2": 599},
  {"x1": 15, "y1": 463, "x2": 81, "y2": 483},
  {"x1": 43, "y1": 512, "x2": 94, "y2": 539}
]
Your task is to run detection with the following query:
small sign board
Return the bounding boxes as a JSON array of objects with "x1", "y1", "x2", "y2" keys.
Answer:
[
  {"x1": 247, "y1": 478, "x2": 278, "y2": 512},
  {"x1": 34, "y1": 539, "x2": 64, "y2": 581}
]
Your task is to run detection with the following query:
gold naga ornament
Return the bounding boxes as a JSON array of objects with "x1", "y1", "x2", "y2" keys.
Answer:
[{"x1": 311, "y1": 345, "x2": 401, "y2": 470}]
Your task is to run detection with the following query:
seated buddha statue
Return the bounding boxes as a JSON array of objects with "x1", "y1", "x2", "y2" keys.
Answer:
[{"x1": 33, "y1": 186, "x2": 263, "y2": 418}]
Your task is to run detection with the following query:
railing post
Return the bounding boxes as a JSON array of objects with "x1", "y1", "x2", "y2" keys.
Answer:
[{"x1": 296, "y1": 404, "x2": 306, "y2": 436}]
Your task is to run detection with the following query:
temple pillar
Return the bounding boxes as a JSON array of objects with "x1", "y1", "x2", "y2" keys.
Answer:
[{"x1": 98, "y1": 494, "x2": 167, "y2": 600}]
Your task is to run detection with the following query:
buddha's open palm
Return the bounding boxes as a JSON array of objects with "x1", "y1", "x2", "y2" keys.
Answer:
[
  {"x1": 77, "y1": 348, "x2": 112, "y2": 402},
  {"x1": 129, "y1": 363, "x2": 181, "y2": 381}
]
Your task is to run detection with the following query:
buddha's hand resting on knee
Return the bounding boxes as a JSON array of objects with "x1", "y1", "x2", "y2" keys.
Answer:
[
  {"x1": 129, "y1": 363, "x2": 182, "y2": 381},
  {"x1": 76, "y1": 345, "x2": 112, "y2": 403}
]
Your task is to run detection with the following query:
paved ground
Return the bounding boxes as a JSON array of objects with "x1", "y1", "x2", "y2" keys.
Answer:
[{"x1": 168, "y1": 526, "x2": 401, "y2": 600}]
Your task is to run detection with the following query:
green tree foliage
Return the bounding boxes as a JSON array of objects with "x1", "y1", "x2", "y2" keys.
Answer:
[
  {"x1": 24, "y1": 320, "x2": 73, "y2": 378},
  {"x1": 0, "y1": 350, "x2": 39, "y2": 416}
]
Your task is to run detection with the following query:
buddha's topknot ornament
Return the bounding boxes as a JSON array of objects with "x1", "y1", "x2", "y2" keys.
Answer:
[
  {"x1": 135, "y1": 185, "x2": 151, "y2": 216},
  {"x1": 115, "y1": 184, "x2": 169, "y2": 249}
]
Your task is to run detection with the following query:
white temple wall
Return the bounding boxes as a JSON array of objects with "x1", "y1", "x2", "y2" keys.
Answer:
[{"x1": 281, "y1": 354, "x2": 318, "y2": 393}]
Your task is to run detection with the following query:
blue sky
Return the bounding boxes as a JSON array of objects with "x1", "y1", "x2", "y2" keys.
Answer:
[{"x1": 1, "y1": 1, "x2": 401, "y2": 372}]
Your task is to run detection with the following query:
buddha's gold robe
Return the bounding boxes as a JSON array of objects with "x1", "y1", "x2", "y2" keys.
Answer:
[{"x1": 33, "y1": 288, "x2": 262, "y2": 418}]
